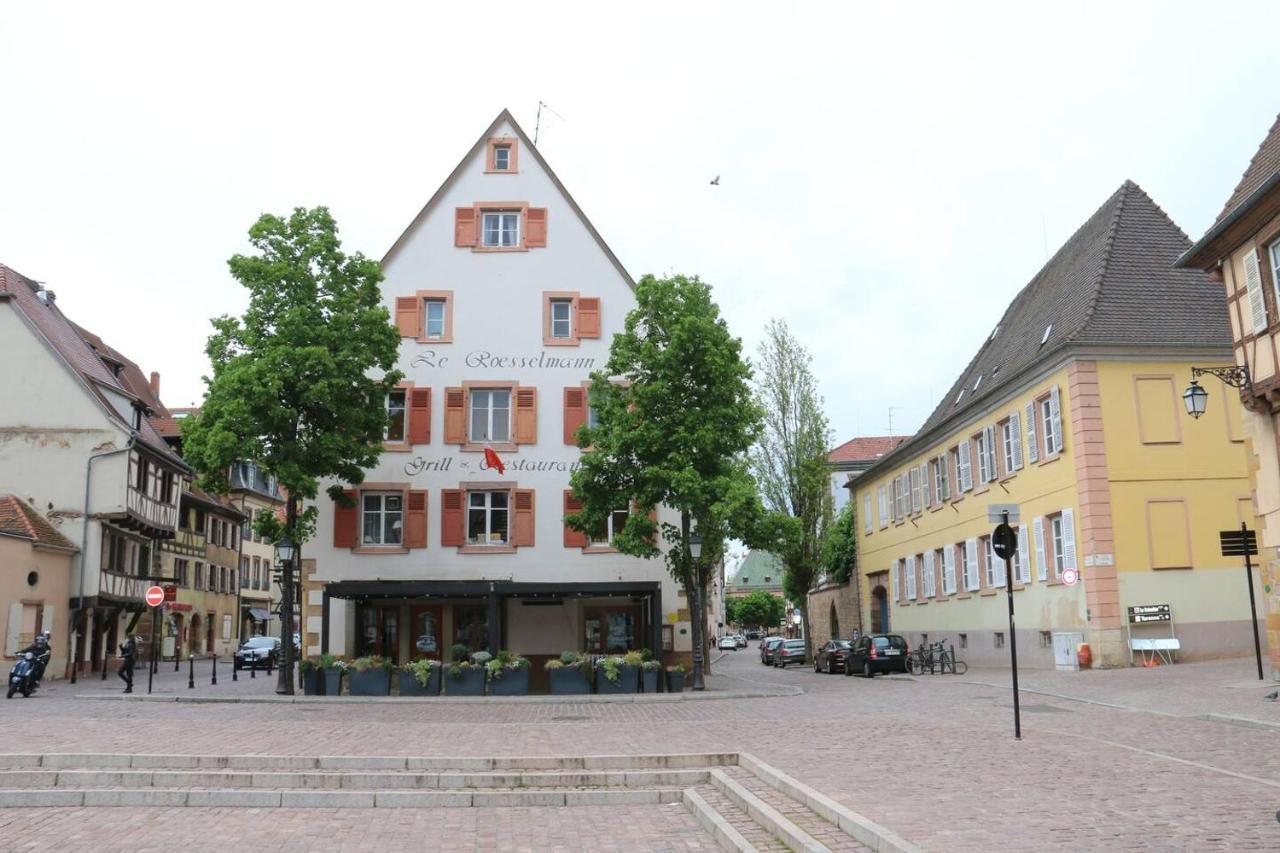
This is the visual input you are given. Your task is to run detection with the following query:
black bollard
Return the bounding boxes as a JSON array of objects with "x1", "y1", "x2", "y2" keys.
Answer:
[
  {"x1": 188, "y1": 655, "x2": 195, "y2": 689},
  {"x1": 250, "y1": 658, "x2": 255, "y2": 679},
  {"x1": 211, "y1": 654, "x2": 217, "y2": 686},
  {"x1": 266, "y1": 653, "x2": 273, "y2": 678},
  {"x1": 232, "y1": 653, "x2": 237, "y2": 682}
]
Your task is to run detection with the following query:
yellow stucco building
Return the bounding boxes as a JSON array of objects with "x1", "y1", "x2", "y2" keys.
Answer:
[{"x1": 854, "y1": 182, "x2": 1263, "y2": 669}]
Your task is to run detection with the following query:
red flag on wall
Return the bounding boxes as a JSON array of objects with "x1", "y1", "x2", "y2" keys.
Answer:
[{"x1": 483, "y1": 446, "x2": 506, "y2": 474}]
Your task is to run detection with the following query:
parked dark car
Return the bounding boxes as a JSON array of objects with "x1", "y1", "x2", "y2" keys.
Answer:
[
  {"x1": 813, "y1": 640, "x2": 852, "y2": 674},
  {"x1": 234, "y1": 636, "x2": 281, "y2": 671},
  {"x1": 745, "y1": 630, "x2": 761, "y2": 641},
  {"x1": 774, "y1": 639, "x2": 807, "y2": 668},
  {"x1": 760, "y1": 636, "x2": 784, "y2": 665},
  {"x1": 843, "y1": 634, "x2": 909, "y2": 678}
]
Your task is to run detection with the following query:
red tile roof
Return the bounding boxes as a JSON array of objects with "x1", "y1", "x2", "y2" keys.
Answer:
[
  {"x1": 827, "y1": 436, "x2": 907, "y2": 464},
  {"x1": 1213, "y1": 113, "x2": 1280, "y2": 227},
  {"x1": 0, "y1": 495, "x2": 78, "y2": 551}
]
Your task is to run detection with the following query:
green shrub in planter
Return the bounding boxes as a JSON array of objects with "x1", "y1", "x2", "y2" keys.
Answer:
[
  {"x1": 398, "y1": 659, "x2": 441, "y2": 696},
  {"x1": 322, "y1": 655, "x2": 346, "y2": 696},
  {"x1": 665, "y1": 664, "x2": 687, "y2": 693},
  {"x1": 596, "y1": 656, "x2": 638, "y2": 694},
  {"x1": 640, "y1": 659, "x2": 662, "y2": 693},
  {"x1": 546, "y1": 652, "x2": 592, "y2": 695},
  {"x1": 486, "y1": 650, "x2": 530, "y2": 695},
  {"x1": 445, "y1": 652, "x2": 486, "y2": 696},
  {"x1": 299, "y1": 659, "x2": 324, "y2": 695},
  {"x1": 348, "y1": 656, "x2": 393, "y2": 696}
]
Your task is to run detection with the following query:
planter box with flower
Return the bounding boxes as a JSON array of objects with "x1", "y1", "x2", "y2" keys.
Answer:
[
  {"x1": 546, "y1": 651, "x2": 593, "y2": 695},
  {"x1": 445, "y1": 645, "x2": 486, "y2": 696},
  {"x1": 485, "y1": 650, "x2": 530, "y2": 695},
  {"x1": 665, "y1": 664, "x2": 687, "y2": 692},
  {"x1": 398, "y1": 659, "x2": 441, "y2": 696},
  {"x1": 595, "y1": 653, "x2": 639, "y2": 694},
  {"x1": 348, "y1": 656, "x2": 394, "y2": 696},
  {"x1": 323, "y1": 656, "x2": 347, "y2": 696},
  {"x1": 298, "y1": 658, "x2": 324, "y2": 695},
  {"x1": 640, "y1": 659, "x2": 662, "y2": 693}
]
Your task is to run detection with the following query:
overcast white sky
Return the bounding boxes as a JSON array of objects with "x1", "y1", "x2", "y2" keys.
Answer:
[{"x1": 1, "y1": 2, "x2": 1276, "y2": 443}]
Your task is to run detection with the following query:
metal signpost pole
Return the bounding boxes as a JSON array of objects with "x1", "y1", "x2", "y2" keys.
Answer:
[
  {"x1": 147, "y1": 605, "x2": 158, "y2": 695},
  {"x1": 1241, "y1": 522, "x2": 1264, "y2": 681},
  {"x1": 989, "y1": 506, "x2": 1022, "y2": 740}
]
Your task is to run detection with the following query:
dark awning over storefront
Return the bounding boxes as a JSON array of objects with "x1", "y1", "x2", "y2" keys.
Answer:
[{"x1": 248, "y1": 607, "x2": 270, "y2": 621}]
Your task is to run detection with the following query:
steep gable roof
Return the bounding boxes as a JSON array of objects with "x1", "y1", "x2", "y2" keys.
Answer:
[
  {"x1": 381, "y1": 109, "x2": 633, "y2": 287},
  {"x1": 874, "y1": 182, "x2": 1227, "y2": 473},
  {"x1": 0, "y1": 495, "x2": 78, "y2": 552},
  {"x1": 1213, "y1": 113, "x2": 1280, "y2": 228},
  {"x1": 828, "y1": 436, "x2": 906, "y2": 465},
  {"x1": 729, "y1": 551, "x2": 784, "y2": 590},
  {"x1": 0, "y1": 263, "x2": 188, "y2": 471}
]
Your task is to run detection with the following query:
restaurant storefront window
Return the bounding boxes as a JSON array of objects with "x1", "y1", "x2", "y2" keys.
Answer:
[{"x1": 453, "y1": 605, "x2": 488, "y2": 653}]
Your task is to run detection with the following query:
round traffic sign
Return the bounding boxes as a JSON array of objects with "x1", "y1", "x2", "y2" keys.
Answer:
[
  {"x1": 1061, "y1": 568, "x2": 1079, "y2": 586},
  {"x1": 145, "y1": 585, "x2": 165, "y2": 607},
  {"x1": 992, "y1": 523, "x2": 1017, "y2": 560}
]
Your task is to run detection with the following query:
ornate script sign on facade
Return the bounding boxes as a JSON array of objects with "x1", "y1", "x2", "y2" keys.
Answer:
[
  {"x1": 404, "y1": 455, "x2": 583, "y2": 478},
  {"x1": 410, "y1": 350, "x2": 597, "y2": 370}
]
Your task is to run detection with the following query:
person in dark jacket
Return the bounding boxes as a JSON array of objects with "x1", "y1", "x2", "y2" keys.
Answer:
[
  {"x1": 17, "y1": 633, "x2": 52, "y2": 686},
  {"x1": 118, "y1": 636, "x2": 137, "y2": 693}
]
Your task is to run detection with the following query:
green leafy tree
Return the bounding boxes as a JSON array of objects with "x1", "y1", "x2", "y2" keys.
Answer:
[
  {"x1": 724, "y1": 597, "x2": 742, "y2": 630},
  {"x1": 181, "y1": 207, "x2": 401, "y2": 694},
  {"x1": 734, "y1": 590, "x2": 786, "y2": 632},
  {"x1": 822, "y1": 502, "x2": 862, "y2": 635},
  {"x1": 751, "y1": 318, "x2": 832, "y2": 659},
  {"x1": 567, "y1": 274, "x2": 765, "y2": 683}
]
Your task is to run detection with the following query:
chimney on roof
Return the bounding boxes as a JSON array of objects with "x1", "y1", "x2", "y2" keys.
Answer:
[{"x1": 150, "y1": 372, "x2": 160, "y2": 396}]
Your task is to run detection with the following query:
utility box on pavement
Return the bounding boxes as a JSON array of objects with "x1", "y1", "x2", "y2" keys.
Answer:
[{"x1": 1052, "y1": 632, "x2": 1084, "y2": 671}]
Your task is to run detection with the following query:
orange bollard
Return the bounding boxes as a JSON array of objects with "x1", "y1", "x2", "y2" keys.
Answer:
[{"x1": 1077, "y1": 642, "x2": 1092, "y2": 670}]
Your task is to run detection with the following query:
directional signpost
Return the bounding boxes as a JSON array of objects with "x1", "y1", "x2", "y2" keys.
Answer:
[
  {"x1": 1220, "y1": 523, "x2": 1264, "y2": 681},
  {"x1": 990, "y1": 505, "x2": 1022, "y2": 740}
]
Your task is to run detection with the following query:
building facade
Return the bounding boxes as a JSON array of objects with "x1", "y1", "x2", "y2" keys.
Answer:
[
  {"x1": 1, "y1": 494, "x2": 76, "y2": 678},
  {"x1": 1179, "y1": 113, "x2": 1280, "y2": 680},
  {"x1": 827, "y1": 435, "x2": 904, "y2": 513},
  {"x1": 301, "y1": 111, "x2": 685, "y2": 681},
  {"x1": 227, "y1": 461, "x2": 283, "y2": 639},
  {"x1": 853, "y1": 182, "x2": 1261, "y2": 669},
  {"x1": 0, "y1": 265, "x2": 189, "y2": 675}
]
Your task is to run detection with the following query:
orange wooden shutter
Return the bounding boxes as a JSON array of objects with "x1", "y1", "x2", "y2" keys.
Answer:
[
  {"x1": 440, "y1": 489, "x2": 464, "y2": 547},
  {"x1": 405, "y1": 490, "x2": 428, "y2": 548},
  {"x1": 394, "y1": 297, "x2": 421, "y2": 338},
  {"x1": 455, "y1": 208, "x2": 477, "y2": 247},
  {"x1": 444, "y1": 388, "x2": 466, "y2": 444},
  {"x1": 409, "y1": 387, "x2": 431, "y2": 444},
  {"x1": 515, "y1": 387, "x2": 538, "y2": 444},
  {"x1": 525, "y1": 208, "x2": 547, "y2": 248},
  {"x1": 576, "y1": 297, "x2": 601, "y2": 338},
  {"x1": 333, "y1": 490, "x2": 358, "y2": 548},
  {"x1": 513, "y1": 489, "x2": 535, "y2": 546},
  {"x1": 563, "y1": 387, "x2": 587, "y2": 445},
  {"x1": 563, "y1": 490, "x2": 587, "y2": 548}
]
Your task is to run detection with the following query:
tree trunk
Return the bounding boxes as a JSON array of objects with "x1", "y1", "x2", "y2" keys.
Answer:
[{"x1": 799, "y1": 603, "x2": 814, "y2": 661}]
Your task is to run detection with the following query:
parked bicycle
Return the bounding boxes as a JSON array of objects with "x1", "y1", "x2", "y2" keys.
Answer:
[{"x1": 909, "y1": 640, "x2": 967, "y2": 675}]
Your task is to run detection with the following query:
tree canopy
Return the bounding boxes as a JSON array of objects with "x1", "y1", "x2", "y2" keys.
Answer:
[
  {"x1": 823, "y1": 502, "x2": 858, "y2": 585},
  {"x1": 733, "y1": 590, "x2": 786, "y2": 631},
  {"x1": 567, "y1": 273, "x2": 765, "y2": 672}
]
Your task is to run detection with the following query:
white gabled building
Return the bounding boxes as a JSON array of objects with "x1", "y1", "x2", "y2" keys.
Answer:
[{"x1": 303, "y1": 111, "x2": 686, "y2": 681}]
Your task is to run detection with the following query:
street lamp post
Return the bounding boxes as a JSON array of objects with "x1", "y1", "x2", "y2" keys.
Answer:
[
  {"x1": 688, "y1": 528, "x2": 705, "y2": 691},
  {"x1": 274, "y1": 535, "x2": 295, "y2": 696}
]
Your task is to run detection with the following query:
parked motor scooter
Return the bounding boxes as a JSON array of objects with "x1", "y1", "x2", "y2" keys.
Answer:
[{"x1": 8, "y1": 652, "x2": 37, "y2": 698}]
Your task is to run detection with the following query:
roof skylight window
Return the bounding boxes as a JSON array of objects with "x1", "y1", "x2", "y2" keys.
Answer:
[
  {"x1": 1040, "y1": 324, "x2": 1053, "y2": 346},
  {"x1": 973, "y1": 375, "x2": 982, "y2": 392}
]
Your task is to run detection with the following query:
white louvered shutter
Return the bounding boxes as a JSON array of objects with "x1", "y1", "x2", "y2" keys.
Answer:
[
  {"x1": 940, "y1": 455, "x2": 950, "y2": 500},
  {"x1": 993, "y1": 543, "x2": 1007, "y2": 588},
  {"x1": 943, "y1": 546, "x2": 956, "y2": 594},
  {"x1": 910, "y1": 469, "x2": 920, "y2": 514},
  {"x1": 5, "y1": 603, "x2": 21, "y2": 656},
  {"x1": 1010, "y1": 411, "x2": 1024, "y2": 470},
  {"x1": 863, "y1": 494, "x2": 872, "y2": 534},
  {"x1": 878, "y1": 486, "x2": 886, "y2": 528},
  {"x1": 976, "y1": 434, "x2": 989, "y2": 483},
  {"x1": 1017, "y1": 525, "x2": 1031, "y2": 583},
  {"x1": 1034, "y1": 516, "x2": 1047, "y2": 581},
  {"x1": 1061, "y1": 508, "x2": 1077, "y2": 574},
  {"x1": 958, "y1": 441, "x2": 973, "y2": 491},
  {"x1": 891, "y1": 560, "x2": 899, "y2": 602},
  {"x1": 923, "y1": 550, "x2": 936, "y2": 598},
  {"x1": 1025, "y1": 401, "x2": 1039, "y2": 464},
  {"x1": 905, "y1": 555, "x2": 917, "y2": 601},
  {"x1": 1049, "y1": 386, "x2": 1063, "y2": 456},
  {"x1": 921, "y1": 464, "x2": 931, "y2": 508},
  {"x1": 965, "y1": 538, "x2": 979, "y2": 591},
  {"x1": 1245, "y1": 249, "x2": 1267, "y2": 333}
]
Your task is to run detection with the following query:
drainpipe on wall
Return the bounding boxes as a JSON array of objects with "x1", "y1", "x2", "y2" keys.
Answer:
[{"x1": 69, "y1": 439, "x2": 134, "y2": 684}]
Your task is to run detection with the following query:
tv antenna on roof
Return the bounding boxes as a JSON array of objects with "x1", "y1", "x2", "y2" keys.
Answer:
[{"x1": 534, "y1": 101, "x2": 566, "y2": 145}]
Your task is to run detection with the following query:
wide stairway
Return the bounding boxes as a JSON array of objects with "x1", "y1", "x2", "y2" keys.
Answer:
[{"x1": 0, "y1": 751, "x2": 916, "y2": 852}]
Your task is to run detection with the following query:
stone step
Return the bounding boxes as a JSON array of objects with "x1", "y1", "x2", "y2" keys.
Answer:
[
  {"x1": 0, "y1": 767, "x2": 709, "y2": 790},
  {"x1": 0, "y1": 786, "x2": 688, "y2": 809},
  {"x1": 709, "y1": 768, "x2": 831, "y2": 853},
  {"x1": 721, "y1": 766, "x2": 870, "y2": 852},
  {"x1": 686, "y1": 784, "x2": 789, "y2": 852},
  {"x1": 0, "y1": 751, "x2": 734, "y2": 772}
]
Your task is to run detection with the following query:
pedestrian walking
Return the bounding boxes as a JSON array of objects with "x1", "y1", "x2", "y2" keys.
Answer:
[{"x1": 118, "y1": 635, "x2": 137, "y2": 693}]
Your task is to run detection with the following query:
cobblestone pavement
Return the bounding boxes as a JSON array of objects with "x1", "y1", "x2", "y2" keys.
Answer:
[{"x1": 4, "y1": 652, "x2": 1280, "y2": 851}]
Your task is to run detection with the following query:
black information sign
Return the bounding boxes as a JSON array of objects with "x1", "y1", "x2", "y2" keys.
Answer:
[
  {"x1": 1128, "y1": 604, "x2": 1171, "y2": 624},
  {"x1": 1219, "y1": 529, "x2": 1258, "y2": 557}
]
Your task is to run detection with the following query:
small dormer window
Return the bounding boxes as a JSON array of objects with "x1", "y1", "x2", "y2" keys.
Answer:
[
  {"x1": 493, "y1": 145, "x2": 511, "y2": 171},
  {"x1": 132, "y1": 406, "x2": 143, "y2": 430}
]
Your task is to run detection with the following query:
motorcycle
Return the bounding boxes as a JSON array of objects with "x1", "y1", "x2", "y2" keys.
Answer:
[{"x1": 8, "y1": 652, "x2": 37, "y2": 698}]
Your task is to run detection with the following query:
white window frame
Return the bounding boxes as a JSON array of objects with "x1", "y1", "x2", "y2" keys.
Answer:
[
  {"x1": 964, "y1": 538, "x2": 979, "y2": 592},
  {"x1": 909, "y1": 468, "x2": 921, "y2": 514},
  {"x1": 863, "y1": 494, "x2": 872, "y2": 535},
  {"x1": 385, "y1": 390, "x2": 407, "y2": 442},
  {"x1": 976, "y1": 431, "x2": 991, "y2": 483},
  {"x1": 361, "y1": 492, "x2": 404, "y2": 546},
  {"x1": 424, "y1": 299, "x2": 447, "y2": 339},
  {"x1": 922, "y1": 550, "x2": 936, "y2": 599},
  {"x1": 938, "y1": 454, "x2": 950, "y2": 501},
  {"x1": 550, "y1": 298, "x2": 573, "y2": 339},
  {"x1": 877, "y1": 486, "x2": 887, "y2": 529},
  {"x1": 1001, "y1": 418, "x2": 1019, "y2": 474},
  {"x1": 589, "y1": 508, "x2": 630, "y2": 547},
  {"x1": 492, "y1": 144, "x2": 511, "y2": 171},
  {"x1": 942, "y1": 547, "x2": 956, "y2": 595},
  {"x1": 1051, "y1": 514, "x2": 1065, "y2": 580},
  {"x1": 469, "y1": 388, "x2": 512, "y2": 443},
  {"x1": 481, "y1": 211, "x2": 520, "y2": 248},
  {"x1": 983, "y1": 536, "x2": 997, "y2": 588},
  {"x1": 905, "y1": 555, "x2": 917, "y2": 601},
  {"x1": 958, "y1": 441, "x2": 973, "y2": 492},
  {"x1": 467, "y1": 490, "x2": 510, "y2": 546},
  {"x1": 1270, "y1": 241, "x2": 1280, "y2": 310}
]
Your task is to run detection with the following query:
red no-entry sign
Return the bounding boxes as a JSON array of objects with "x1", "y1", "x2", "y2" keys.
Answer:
[{"x1": 145, "y1": 586, "x2": 165, "y2": 608}]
